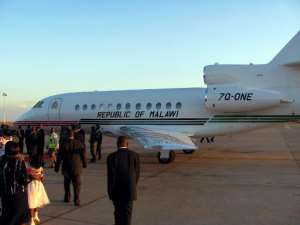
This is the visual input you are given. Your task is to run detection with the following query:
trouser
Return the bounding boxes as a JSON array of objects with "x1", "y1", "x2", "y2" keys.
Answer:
[
  {"x1": 90, "y1": 142, "x2": 97, "y2": 161},
  {"x1": 96, "y1": 141, "x2": 102, "y2": 160},
  {"x1": 64, "y1": 174, "x2": 81, "y2": 202},
  {"x1": 113, "y1": 200, "x2": 133, "y2": 225},
  {"x1": 1, "y1": 193, "x2": 29, "y2": 225},
  {"x1": 47, "y1": 148, "x2": 57, "y2": 167}
]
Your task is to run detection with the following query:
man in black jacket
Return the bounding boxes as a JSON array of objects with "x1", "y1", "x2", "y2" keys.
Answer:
[
  {"x1": 107, "y1": 136, "x2": 140, "y2": 225},
  {"x1": 55, "y1": 130, "x2": 87, "y2": 206}
]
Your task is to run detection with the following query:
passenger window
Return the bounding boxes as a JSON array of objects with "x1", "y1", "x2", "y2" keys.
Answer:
[
  {"x1": 156, "y1": 103, "x2": 162, "y2": 110},
  {"x1": 108, "y1": 104, "x2": 113, "y2": 110},
  {"x1": 146, "y1": 103, "x2": 152, "y2": 110},
  {"x1": 83, "y1": 104, "x2": 88, "y2": 111},
  {"x1": 136, "y1": 103, "x2": 141, "y2": 110},
  {"x1": 116, "y1": 103, "x2": 122, "y2": 110},
  {"x1": 75, "y1": 104, "x2": 80, "y2": 111},
  {"x1": 176, "y1": 102, "x2": 182, "y2": 109},
  {"x1": 125, "y1": 103, "x2": 131, "y2": 110},
  {"x1": 166, "y1": 102, "x2": 172, "y2": 110},
  {"x1": 91, "y1": 104, "x2": 96, "y2": 110},
  {"x1": 99, "y1": 104, "x2": 104, "y2": 110}
]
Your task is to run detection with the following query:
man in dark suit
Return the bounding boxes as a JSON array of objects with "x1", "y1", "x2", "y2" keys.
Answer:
[
  {"x1": 55, "y1": 130, "x2": 87, "y2": 206},
  {"x1": 107, "y1": 136, "x2": 140, "y2": 225}
]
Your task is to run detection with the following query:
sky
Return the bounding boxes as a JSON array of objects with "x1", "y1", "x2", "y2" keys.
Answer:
[{"x1": 0, "y1": 0, "x2": 299, "y2": 121}]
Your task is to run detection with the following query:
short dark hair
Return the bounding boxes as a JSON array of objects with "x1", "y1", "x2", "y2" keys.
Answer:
[
  {"x1": 117, "y1": 136, "x2": 128, "y2": 148},
  {"x1": 5, "y1": 141, "x2": 19, "y2": 156}
]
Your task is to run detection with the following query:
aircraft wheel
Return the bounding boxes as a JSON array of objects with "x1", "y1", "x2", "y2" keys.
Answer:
[
  {"x1": 157, "y1": 150, "x2": 176, "y2": 164},
  {"x1": 183, "y1": 149, "x2": 195, "y2": 154}
]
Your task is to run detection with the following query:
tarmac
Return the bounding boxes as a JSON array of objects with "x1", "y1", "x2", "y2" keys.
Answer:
[{"x1": 35, "y1": 125, "x2": 300, "y2": 225}]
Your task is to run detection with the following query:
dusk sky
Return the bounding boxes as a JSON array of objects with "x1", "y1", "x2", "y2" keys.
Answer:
[{"x1": 0, "y1": 0, "x2": 299, "y2": 121}]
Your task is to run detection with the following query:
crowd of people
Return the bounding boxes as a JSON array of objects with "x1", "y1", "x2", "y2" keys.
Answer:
[{"x1": 0, "y1": 124, "x2": 140, "y2": 225}]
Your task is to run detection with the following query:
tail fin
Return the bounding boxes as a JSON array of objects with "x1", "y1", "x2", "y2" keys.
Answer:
[{"x1": 270, "y1": 30, "x2": 300, "y2": 66}]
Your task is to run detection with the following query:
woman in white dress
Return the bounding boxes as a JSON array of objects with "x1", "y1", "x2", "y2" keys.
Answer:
[{"x1": 27, "y1": 155, "x2": 50, "y2": 225}]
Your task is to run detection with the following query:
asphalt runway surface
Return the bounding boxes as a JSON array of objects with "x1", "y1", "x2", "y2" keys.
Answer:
[{"x1": 20, "y1": 125, "x2": 300, "y2": 225}]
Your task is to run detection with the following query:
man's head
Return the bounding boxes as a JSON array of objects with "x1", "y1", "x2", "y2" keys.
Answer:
[
  {"x1": 117, "y1": 136, "x2": 128, "y2": 149},
  {"x1": 72, "y1": 124, "x2": 81, "y2": 132},
  {"x1": 5, "y1": 141, "x2": 20, "y2": 156}
]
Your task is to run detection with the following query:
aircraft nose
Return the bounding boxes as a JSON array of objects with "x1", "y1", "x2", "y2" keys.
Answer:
[{"x1": 15, "y1": 110, "x2": 34, "y2": 126}]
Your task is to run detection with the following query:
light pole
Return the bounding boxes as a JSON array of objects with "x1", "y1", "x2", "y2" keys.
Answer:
[{"x1": 1, "y1": 92, "x2": 7, "y2": 124}]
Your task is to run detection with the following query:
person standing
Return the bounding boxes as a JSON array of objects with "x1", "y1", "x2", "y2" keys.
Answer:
[
  {"x1": 107, "y1": 136, "x2": 140, "y2": 225},
  {"x1": 17, "y1": 126, "x2": 25, "y2": 154},
  {"x1": 0, "y1": 141, "x2": 29, "y2": 225},
  {"x1": 59, "y1": 126, "x2": 69, "y2": 148},
  {"x1": 55, "y1": 130, "x2": 87, "y2": 206},
  {"x1": 25, "y1": 125, "x2": 32, "y2": 155},
  {"x1": 28, "y1": 127, "x2": 38, "y2": 159},
  {"x1": 37, "y1": 126, "x2": 45, "y2": 164},
  {"x1": 89, "y1": 126, "x2": 97, "y2": 163},
  {"x1": 46, "y1": 128, "x2": 59, "y2": 168},
  {"x1": 27, "y1": 155, "x2": 50, "y2": 225},
  {"x1": 96, "y1": 124, "x2": 103, "y2": 160}
]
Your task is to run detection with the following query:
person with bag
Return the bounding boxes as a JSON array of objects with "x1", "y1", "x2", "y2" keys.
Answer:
[{"x1": 0, "y1": 141, "x2": 29, "y2": 225}]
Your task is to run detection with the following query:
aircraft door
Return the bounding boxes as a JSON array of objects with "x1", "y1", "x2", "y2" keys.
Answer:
[{"x1": 48, "y1": 98, "x2": 62, "y2": 121}]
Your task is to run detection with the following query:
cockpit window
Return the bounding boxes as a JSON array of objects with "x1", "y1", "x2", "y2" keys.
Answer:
[{"x1": 33, "y1": 101, "x2": 44, "y2": 108}]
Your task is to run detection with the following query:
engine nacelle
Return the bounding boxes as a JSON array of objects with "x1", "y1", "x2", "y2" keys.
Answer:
[{"x1": 205, "y1": 86, "x2": 284, "y2": 113}]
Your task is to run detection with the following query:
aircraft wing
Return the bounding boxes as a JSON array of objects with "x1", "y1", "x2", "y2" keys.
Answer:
[{"x1": 120, "y1": 126, "x2": 197, "y2": 150}]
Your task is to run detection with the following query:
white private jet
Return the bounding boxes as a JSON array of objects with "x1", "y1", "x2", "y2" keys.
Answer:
[{"x1": 16, "y1": 30, "x2": 300, "y2": 164}]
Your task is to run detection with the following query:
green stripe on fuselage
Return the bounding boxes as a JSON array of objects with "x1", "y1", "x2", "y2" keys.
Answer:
[{"x1": 209, "y1": 115, "x2": 300, "y2": 123}]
